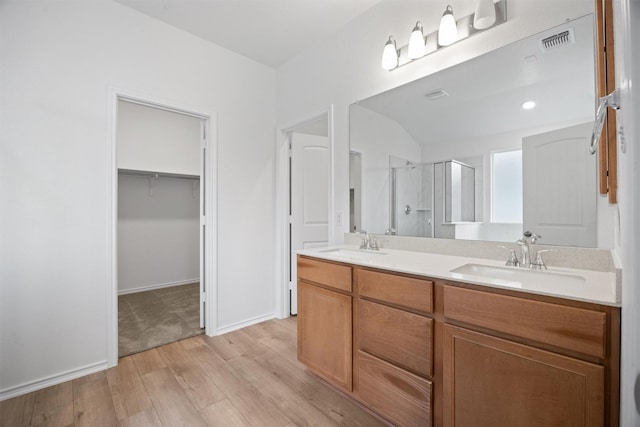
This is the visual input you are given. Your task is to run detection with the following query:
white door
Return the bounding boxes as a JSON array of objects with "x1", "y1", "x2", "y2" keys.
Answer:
[
  {"x1": 522, "y1": 122, "x2": 596, "y2": 247},
  {"x1": 290, "y1": 133, "x2": 330, "y2": 315}
]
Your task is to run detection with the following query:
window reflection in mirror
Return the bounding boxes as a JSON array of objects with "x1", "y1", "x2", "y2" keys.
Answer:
[{"x1": 492, "y1": 149, "x2": 523, "y2": 223}]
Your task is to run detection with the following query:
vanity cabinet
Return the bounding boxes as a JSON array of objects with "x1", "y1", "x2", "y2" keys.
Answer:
[
  {"x1": 297, "y1": 257, "x2": 353, "y2": 392},
  {"x1": 296, "y1": 256, "x2": 620, "y2": 426}
]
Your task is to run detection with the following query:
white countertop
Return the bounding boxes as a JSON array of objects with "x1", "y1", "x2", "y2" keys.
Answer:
[{"x1": 296, "y1": 245, "x2": 620, "y2": 307}]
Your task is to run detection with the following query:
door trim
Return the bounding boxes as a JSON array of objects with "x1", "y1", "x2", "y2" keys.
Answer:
[
  {"x1": 275, "y1": 106, "x2": 335, "y2": 318},
  {"x1": 107, "y1": 88, "x2": 218, "y2": 367}
]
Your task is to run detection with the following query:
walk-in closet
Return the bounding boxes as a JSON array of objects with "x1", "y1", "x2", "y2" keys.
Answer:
[{"x1": 116, "y1": 99, "x2": 205, "y2": 357}]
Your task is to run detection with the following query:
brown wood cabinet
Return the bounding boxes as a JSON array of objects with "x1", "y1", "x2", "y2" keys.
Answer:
[
  {"x1": 442, "y1": 283, "x2": 620, "y2": 427},
  {"x1": 356, "y1": 350, "x2": 432, "y2": 427},
  {"x1": 444, "y1": 286, "x2": 607, "y2": 358},
  {"x1": 354, "y1": 268, "x2": 435, "y2": 426},
  {"x1": 296, "y1": 256, "x2": 620, "y2": 426},
  {"x1": 443, "y1": 325, "x2": 605, "y2": 427},
  {"x1": 297, "y1": 259, "x2": 353, "y2": 392},
  {"x1": 358, "y1": 299, "x2": 433, "y2": 377}
]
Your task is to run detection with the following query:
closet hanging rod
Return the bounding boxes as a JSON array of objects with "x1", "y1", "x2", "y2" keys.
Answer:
[{"x1": 118, "y1": 168, "x2": 200, "y2": 181}]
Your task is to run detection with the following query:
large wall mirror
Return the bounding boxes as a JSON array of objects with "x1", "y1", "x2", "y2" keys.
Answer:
[{"x1": 350, "y1": 13, "x2": 599, "y2": 247}]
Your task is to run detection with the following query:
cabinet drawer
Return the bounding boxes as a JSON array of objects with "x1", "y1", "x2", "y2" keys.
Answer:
[
  {"x1": 444, "y1": 286, "x2": 607, "y2": 358},
  {"x1": 297, "y1": 256, "x2": 352, "y2": 292},
  {"x1": 356, "y1": 350, "x2": 432, "y2": 427},
  {"x1": 358, "y1": 299, "x2": 432, "y2": 377},
  {"x1": 357, "y1": 269, "x2": 433, "y2": 313}
]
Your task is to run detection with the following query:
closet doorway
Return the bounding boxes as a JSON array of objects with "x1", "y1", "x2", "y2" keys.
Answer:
[{"x1": 115, "y1": 99, "x2": 208, "y2": 357}]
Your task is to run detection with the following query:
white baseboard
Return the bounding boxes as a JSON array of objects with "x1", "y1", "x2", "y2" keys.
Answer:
[
  {"x1": 213, "y1": 313, "x2": 276, "y2": 336},
  {"x1": 1, "y1": 312, "x2": 277, "y2": 400},
  {"x1": 118, "y1": 278, "x2": 199, "y2": 295},
  {"x1": 0, "y1": 360, "x2": 109, "y2": 401}
]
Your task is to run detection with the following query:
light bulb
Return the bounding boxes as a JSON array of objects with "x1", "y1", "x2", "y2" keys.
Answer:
[
  {"x1": 408, "y1": 22, "x2": 425, "y2": 59},
  {"x1": 438, "y1": 5, "x2": 458, "y2": 46},
  {"x1": 381, "y1": 36, "x2": 398, "y2": 70},
  {"x1": 473, "y1": 0, "x2": 496, "y2": 30}
]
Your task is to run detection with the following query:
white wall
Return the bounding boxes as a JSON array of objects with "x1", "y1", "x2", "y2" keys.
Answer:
[
  {"x1": 118, "y1": 175, "x2": 199, "y2": 293},
  {"x1": 350, "y1": 104, "x2": 421, "y2": 233},
  {"x1": 117, "y1": 100, "x2": 202, "y2": 176},
  {"x1": 614, "y1": 0, "x2": 640, "y2": 424},
  {"x1": 0, "y1": 0, "x2": 276, "y2": 398}
]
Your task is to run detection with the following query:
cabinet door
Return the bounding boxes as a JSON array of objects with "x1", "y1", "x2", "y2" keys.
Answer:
[
  {"x1": 297, "y1": 281, "x2": 352, "y2": 391},
  {"x1": 443, "y1": 325, "x2": 604, "y2": 427}
]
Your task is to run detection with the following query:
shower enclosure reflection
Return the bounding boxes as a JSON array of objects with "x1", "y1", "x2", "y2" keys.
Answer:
[{"x1": 389, "y1": 156, "x2": 475, "y2": 238}]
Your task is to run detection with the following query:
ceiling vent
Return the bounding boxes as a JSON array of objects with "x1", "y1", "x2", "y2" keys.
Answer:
[
  {"x1": 424, "y1": 89, "x2": 449, "y2": 100},
  {"x1": 538, "y1": 28, "x2": 575, "y2": 52}
]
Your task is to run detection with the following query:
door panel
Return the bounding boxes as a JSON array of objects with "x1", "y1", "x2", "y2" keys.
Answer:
[
  {"x1": 290, "y1": 133, "x2": 330, "y2": 314},
  {"x1": 523, "y1": 122, "x2": 596, "y2": 247}
]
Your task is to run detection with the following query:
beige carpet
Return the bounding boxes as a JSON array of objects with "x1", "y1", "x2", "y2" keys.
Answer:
[{"x1": 118, "y1": 283, "x2": 203, "y2": 357}]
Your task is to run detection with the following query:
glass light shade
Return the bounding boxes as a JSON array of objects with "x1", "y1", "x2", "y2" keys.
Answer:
[
  {"x1": 381, "y1": 37, "x2": 398, "y2": 70},
  {"x1": 473, "y1": 0, "x2": 496, "y2": 30},
  {"x1": 408, "y1": 22, "x2": 425, "y2": 59},
  {"x1": 438, "y1": 5, "x2": 458, "y2": 46}
]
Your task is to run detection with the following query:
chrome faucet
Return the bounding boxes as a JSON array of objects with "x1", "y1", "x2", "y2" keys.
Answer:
[
  {"x1": 530, "y1": 249, "x2": 558, "y2": 270},
  {"x1": 516, "y1": 237, "x2": 531, "y2": 268},
  {"x1": 357, "y1": 230, "x2": 379, "y2": 251},
  {"x1": 357, "y1": 230, "x2": 370, "y2": 250},
  {"x1": 516, "y1": 232, "x2": 542, "y2": 268}
]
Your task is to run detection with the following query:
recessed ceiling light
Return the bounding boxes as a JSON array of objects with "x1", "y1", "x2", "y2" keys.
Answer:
[{"x1": 521, "y1": 100, "x2": 536, "y2": 110}]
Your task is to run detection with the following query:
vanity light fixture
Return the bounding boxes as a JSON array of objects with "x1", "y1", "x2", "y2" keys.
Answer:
[
  {"x1": 381, "y1": 36, "x2": 399, "y2": 70},
  {"x1": 381, "y1": 0, "x2": 507, "y2": 71},
  {"x1": 521, "y1": 100, "x2": 536, "y2": 110},
  {"x1": 438, "y1": 5, "x2": 458, "y2": 46},
  {"x1": 408, "y1": 22, "x2": 426, "y2": 59},
  {"x1": 473, "y1": 0, "x2": 497, "y2": 30}
]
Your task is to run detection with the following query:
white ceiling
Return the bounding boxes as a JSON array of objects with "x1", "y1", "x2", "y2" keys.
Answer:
[
  {"x1": 114, "y1": 0, "x2": 382, "y2": 68},
  {"x1": 357, "y1": 14, "x2": 596, "y2": 145}
]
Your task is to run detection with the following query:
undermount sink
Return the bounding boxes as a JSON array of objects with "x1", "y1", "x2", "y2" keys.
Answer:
[
  {"x1": 319, "y1": 248, "x2": 388, "y2": 259},
  {"x1": 450, "y1": 263, "x2": 586, "y2": 290}
]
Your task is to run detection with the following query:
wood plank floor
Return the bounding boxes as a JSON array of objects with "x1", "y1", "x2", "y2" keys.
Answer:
[{"x1": 1, "y1": 317, "x2": 386, "y2": 427}]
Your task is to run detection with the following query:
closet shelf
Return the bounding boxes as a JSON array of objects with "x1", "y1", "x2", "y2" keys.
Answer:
[{"x1": 118, "y1": 168, "x2": 200, "y2": 181}]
